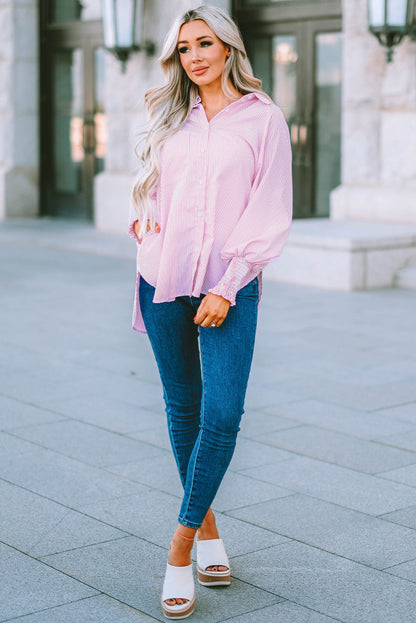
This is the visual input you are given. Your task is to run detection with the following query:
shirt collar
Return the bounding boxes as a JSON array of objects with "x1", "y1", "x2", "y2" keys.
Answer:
[{"x1": 192, "y1": 92, "x2": 271, "y2": 109}]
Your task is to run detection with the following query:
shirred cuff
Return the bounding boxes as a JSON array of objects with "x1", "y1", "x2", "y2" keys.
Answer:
[
  {"x1": 128, "y1": 219, "x2": 139, "y2": 241},
  {"x1": 208, "y1": 256, "x2": 252, "y2": 305}
]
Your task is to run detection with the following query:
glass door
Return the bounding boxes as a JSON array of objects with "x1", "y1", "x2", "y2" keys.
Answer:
[
  {"x1": 241, "y1": 8, "x2": 342, "y2": 218},
  {"x1": 40, "y1": 5, "x2": 107, "y2": 219}
]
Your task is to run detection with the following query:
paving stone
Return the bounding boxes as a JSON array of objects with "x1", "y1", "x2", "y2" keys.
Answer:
[
  {"x1": 229, "y1": 437, "x2": 294, "y2": 472},
  {"x1": 239, "y1": 409, "x2": 302, "y2": 437},
  {"x1": 39, "y1": 393, "x2": 165, "y2": 434},
  {"x1": 0, "y1": 444, "x2": 149, "y2": 507},
  {"x1": 110, "y1": 452, "x2": 293, "y2": 512},
  {"x1": 129, "y1": 423, "x2": 173, "y2": 451},
  {"x1": 108, "y1": 452, "x2": 184, "y2": 497},
  {"x1": 225, "y1": 601, "x2": 338, "y2": 622},
  {"x1": 244, "y1": 384, "x2": 300, "y2": 409},
  {"x1": 269, "y1": 398, "x2": 416, "y2": 440},
  {"x1": 377, "y1": 464, "x2": 416, "y2": 487},
  {"x1": 0, "y1": 479, "x2": 128, "y2": 556},
  {"x1": 385, "y1": 558, "x2": 416, "y2": 583},
  {"x1": 240, "y1": 456, "x2": 416, "y2": 515},
  {"x1": 0, "y1": 395, "x2": 64, "y2": 430},
  {"x1": 379, "y1": 506, "x2": 416, "y2": 529},
  {"x1": 376, "y1": 430, "x2": 416, "y2": 453},
  {"x1": 375, "y1": 403, "x2": 416, "y2": 425},
  {"x1": 10, "y1": 419, "x2": 165, "y2": 467},
  {"x1": 41, "y1": 536, "x2": 281, "y2": 622},
  {"x1": 228, "y1": 494, "x2": 416, "y2": 569},
  {"x1": 232, "y1": 540, "x2": 416, "y2": 622},
  {"x1": 212, "y1": 470, "x2": 294, "y2": 512},
  {"x1": 0, "y1": 430, "x2": 41, "y2": 458},
  {"x1": 79, "y1": 491, "x2": 289, "y2": 556},
  {"x1": 275, "y1": 375, "x2": 416, "y2": 411},
  {"x1": 2, "y1": 594, "x2": 158, "y2": 623},
  {"x1": 0, "y1": 542, "x2": 97, "y2": 620},
  {"x1": 255, "y1": 425, "x2": 416, "y2": 473}
]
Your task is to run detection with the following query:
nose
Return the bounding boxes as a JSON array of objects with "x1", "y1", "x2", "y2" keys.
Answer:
[{"x1": 191, "y1": 46, "x2": 202, "y2": 61}]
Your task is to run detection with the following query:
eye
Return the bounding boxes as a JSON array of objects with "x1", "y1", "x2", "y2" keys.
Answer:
[
  {"x1": 178, "y1": 46, "x2": 189, "y2": 54},
  {"x1": 200, "y1": 41, "x2": 213, "y2": 47}
]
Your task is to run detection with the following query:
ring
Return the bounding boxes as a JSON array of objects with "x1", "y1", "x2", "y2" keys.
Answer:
[{"x1": 211, "y1": 323, "x2": 216, "y2": 327}]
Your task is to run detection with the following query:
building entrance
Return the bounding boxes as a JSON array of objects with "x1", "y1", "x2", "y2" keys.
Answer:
[
  {"x1": 40, "y1": 2, "x2": 106, "y2": 219},
  {"x1": 234, "y1": 1, "x2": 342, "y2": 218}
]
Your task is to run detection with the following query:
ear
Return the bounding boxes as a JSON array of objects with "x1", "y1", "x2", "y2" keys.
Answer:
[{"x1": 226, "y1": 48, "x2": 231, "y2": 57}]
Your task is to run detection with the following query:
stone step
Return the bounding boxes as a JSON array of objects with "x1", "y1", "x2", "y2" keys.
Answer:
[
  {"x1": 395, "y1": 259, "x2": 416, "y2": 290},
  {"x1": 264, "y1": 218, "x2": 416, "y2": 291}
]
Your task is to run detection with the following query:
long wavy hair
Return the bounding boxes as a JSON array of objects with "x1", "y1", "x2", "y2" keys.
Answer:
[{"x1": 132, "y1": 5, "x2": 265, "y2": 236}]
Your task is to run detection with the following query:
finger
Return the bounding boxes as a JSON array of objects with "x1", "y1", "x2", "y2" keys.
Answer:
[{"x1": 200, "y1": 315, "x2": 217, "y2": 328}]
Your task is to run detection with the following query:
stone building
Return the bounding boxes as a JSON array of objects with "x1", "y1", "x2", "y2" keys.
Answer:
[{"x1": 1, "y1": 0, "x2": 416, "y2": 289}]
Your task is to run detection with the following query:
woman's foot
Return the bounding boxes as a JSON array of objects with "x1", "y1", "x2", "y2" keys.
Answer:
[
  {"x1": 197, "y1": 509, "x2": 228, "y2": 573},
  {"x1": 164, "y1": 525, "x2": 196, "y2": 609}
]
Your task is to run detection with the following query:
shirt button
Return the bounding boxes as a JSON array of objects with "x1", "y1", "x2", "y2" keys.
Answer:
[
  {"x1": 201, "y1": 147, "x2": 205, "y2": 153},
  {"x1": 199, "y1": 180, "x2": 203, "y2": 185}
]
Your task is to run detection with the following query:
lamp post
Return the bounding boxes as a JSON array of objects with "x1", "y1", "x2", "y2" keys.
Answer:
[
  {"x1": 102, "y1": 0, "x2": 155, "y2": 73},
  {"x1": 368, "y1": 0, "x2": 415, "y2": 62}
]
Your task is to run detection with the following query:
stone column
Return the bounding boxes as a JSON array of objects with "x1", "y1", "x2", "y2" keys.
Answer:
[
  {"x1": 94, "y1": 0, "x2": 230, "y2": 232},
  {"x1": 0, "y1": 0, "x2": 38, "y2": 220},
  {"x1": 330, "y1": 0, "x2": 416, "y2": 223}
]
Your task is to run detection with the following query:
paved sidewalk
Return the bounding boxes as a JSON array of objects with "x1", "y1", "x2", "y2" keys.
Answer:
[{"x1": 1, "y1": 218, "x2": 416, "y2": 622}]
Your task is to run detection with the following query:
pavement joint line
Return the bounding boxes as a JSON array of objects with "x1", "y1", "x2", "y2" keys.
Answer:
[
  {"x1": 0, "y1": 537, "x2": 169, "y2": 621},
  {"x1": 381, "y1": 556, "x2": 416, "y2": 572},
  {"x1": 236, "y1": 450, "x2": 416, "y2": 481},
  {"x1": 3, "y1": 427, "x2": 169, "y2": 473},
  {"x1": 229, "y1": 533, "x2": 416, "y2": 581},
  {"x1": 38, "y1": 535, "x2": 133, "y2": 559},
  {"x1": 217, "y1": 598, "x2": 286, "y2": 622},
  {"x1": 219, "y1": 599, "x2": 344, "y2": 623},
  {"x1": 0, "y1": 594, "x2": 108, "y2": 623},
  {"x1": 0, "y1": 539, "x2": 103, "y2": 597}
]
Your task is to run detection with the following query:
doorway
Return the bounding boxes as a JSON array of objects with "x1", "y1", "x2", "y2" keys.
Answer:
[
  {"x1": 40, "y1": 2, "x2": 107, "y2": 219},
  {"x1": 234, "y1": 1, "x2": 343, "y2": 218}
]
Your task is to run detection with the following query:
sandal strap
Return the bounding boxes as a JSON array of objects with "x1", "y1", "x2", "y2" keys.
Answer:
[
  {"x1": 197, "y1": 538, "x2": 229, "y2": 571},
  {"x1": 162, "y1": 563, "x2": 195, "y2": 602}
]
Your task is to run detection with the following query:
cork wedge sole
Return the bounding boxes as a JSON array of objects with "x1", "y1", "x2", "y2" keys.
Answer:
[
  {"x1": 161, "y1": 563, "x2": 195, "y2": 619},
  {"x1": 197, "y1": 568, "x2": 231, "y2": 587},
  {"x1": 196, "y1": 538, "x2": 231, "y2": 587}
]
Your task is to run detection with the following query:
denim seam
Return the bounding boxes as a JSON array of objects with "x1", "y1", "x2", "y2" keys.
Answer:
[{"x1": 179, "y1": 371, "x2": 206, "y2": 527}]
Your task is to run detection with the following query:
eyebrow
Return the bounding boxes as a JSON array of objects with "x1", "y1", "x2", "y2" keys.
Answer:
[{"x1": 177, "y1": 35, "x2": 214, "y2": 45}]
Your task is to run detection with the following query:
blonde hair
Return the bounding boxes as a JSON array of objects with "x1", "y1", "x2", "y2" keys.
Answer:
[{"x1": 132, "y1": 5, "x2": 265, "y2": 236}]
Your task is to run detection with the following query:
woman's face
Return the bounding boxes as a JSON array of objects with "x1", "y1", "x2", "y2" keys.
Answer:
[{"x1": 177, "y1": 20, "x2": 230, "y2": 89}]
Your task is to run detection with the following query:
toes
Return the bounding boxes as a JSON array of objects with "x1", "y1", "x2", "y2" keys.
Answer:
[
  {"x1": 164, "y1": 598, "x2": 189, "y2": 606},
  {"x1": 206, "y1": 565, "x2": 229, "y2": 572}
]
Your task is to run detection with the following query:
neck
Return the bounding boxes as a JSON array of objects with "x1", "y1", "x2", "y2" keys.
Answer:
[{"x1": 199, "y1": 78, "x2": 241, "y2": 109}]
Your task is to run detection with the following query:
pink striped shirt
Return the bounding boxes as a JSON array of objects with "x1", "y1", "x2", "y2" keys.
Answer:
[{"x1": 129, "y1": 91, "x2": 292, "y2": 333}]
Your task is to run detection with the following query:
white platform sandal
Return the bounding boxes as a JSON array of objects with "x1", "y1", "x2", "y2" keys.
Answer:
[
  {"x1": 161, "y1": 562, "x2": 195, "y2": 619},
  {"x1": 196, "y1": 538, "x2": 231, "y2": 586}
]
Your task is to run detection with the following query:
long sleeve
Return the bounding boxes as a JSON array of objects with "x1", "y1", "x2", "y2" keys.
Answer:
[{"x1": 209, "y1": 106, "x2": 293, "y2": 304}]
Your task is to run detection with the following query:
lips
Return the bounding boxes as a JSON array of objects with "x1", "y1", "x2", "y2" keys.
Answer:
[{"x1": 193, "y1": 66, "x2": 209, "y2": 75}]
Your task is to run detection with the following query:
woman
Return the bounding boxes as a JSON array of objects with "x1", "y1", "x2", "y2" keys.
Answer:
[{"x1": 129, "y1": 5, "x2": 292, "y2": 619}]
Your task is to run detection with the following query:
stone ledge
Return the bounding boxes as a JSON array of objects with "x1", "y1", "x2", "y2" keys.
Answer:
[{"x1": 264, "y1": 218, "x2": 416, "y2": 291}]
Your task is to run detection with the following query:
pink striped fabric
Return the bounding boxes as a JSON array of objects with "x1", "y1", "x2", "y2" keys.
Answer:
[{"x1": 129, "y1": 92, "x2": 292, "y2": 333}]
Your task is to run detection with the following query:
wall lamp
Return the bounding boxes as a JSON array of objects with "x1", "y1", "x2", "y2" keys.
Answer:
[
  {"x1": 368, "y1": 0, "x2": 416, "y2": 62},
  {"x1": 102, "y1": 0, "x2": 155, "y2": 73}
]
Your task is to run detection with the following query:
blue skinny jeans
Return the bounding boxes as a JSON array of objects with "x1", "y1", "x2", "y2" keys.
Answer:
[{"x1": 139, "y1": 275, "x2": 258, "y2": 529}]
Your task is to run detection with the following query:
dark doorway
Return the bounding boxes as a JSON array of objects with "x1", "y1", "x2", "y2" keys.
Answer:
[
  {"x1": 40, "y1": 2, "x2": 107, "y2": 219},
  {"x1": 234, "y1": 0, "x2": 343, "y2": 218}
]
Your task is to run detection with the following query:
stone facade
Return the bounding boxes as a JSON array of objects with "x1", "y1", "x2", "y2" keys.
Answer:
[
  {"x1": 0, "y1": 0, "x2": 38, "y2": 219},
  {"x1": 331, "y1": 0, "x2": 416, "y2": 223}
]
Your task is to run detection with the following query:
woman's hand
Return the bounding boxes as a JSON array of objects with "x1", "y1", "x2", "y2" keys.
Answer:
[
  {"x1": 194, "y1": 293, "x2": 231, "y2": 328},
  {"x1": 133, "y1": 219, "x2": 160, "y2": 243}
]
